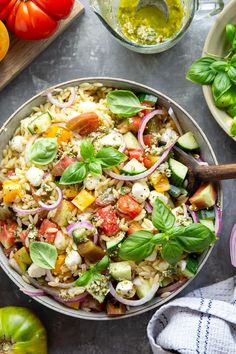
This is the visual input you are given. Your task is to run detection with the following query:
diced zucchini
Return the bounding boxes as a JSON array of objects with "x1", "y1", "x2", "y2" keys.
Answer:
[
  {"x1": 28, "y1": 112, "x2": 52, "y2": 135},
  {"x1": 14, "y1": 247, "x2": 32, "y2": 273},
  {"x1": 134, "y1": 277, "x2": 153, "y2": 299},
  {"x1": 110, "y1": 261, "x2": 131, "y2": 281},
  {"x1": 52, "y1": 200, "x2": 75, "y2": 227},
  {"x1": 169, "y1": 185, "x2": 182, "y2": 198},
  {"x1": 106, "y1": 233, "x2": 125, "y2": 253},
  {"x1": 137, "y1": 93, "x2": 158, "y2": 104},
  {"x1": 198, "y1": 209, "x2": 215, "y2": 221},
  {"x1": 121, "y1": 158, "x2": 146, "y2": 175},
  {"x1": 123, "y1": 132, "x2": 141, "y2": 149},
  {"x1": 199, "y1": 219, "x2": 215, "y2": 232},
  {"x1": 169, "y1": 158, "x2": 188, "y2": 187},
  {"x1": 181, "y1": 257, "x2": 199, "y2": 278},
  {"x1": 72, "y1": 228, "x2": 90, "y2": 244},
  {"x1": 177, "y1": 132, "x2": 199, "y2": 151}
]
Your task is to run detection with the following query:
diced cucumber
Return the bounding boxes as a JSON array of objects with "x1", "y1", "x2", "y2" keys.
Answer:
[
  {"x1": 28, "y1": 112, "x2": 52, "y2": 135},
  {"x1": 198, "y1": 209, "x2": 215, "y2": 221},
  {"x1": 72, "y1": 228, "x2": 90, "y2": 244},
  {"x1": 181, "y1": 257, "x2": 199, "y2": 278},
  {"x1": 199, "y1": 219, "x2": 215, "y2": 232},
  {"x1": 106, "y1": 233, "x2": 125, "y2": 253},
  {"x1": 134, "y1": 277, "x2": 153, "y2": 299},
  {"x1": 169, "y1": 185, "x2": 182, "y2": 198},
  {"x1": 121, "y1": 158, "x2": 146, "y2": 175},
  {"x1": 177, "y1": 132, "x2": 199, "y2": 151},
  {"x1": 169, "y1": 158, "x2": 188, "y2": 187},
  {"x1": 123, "y1": 132, "x2": 141, "y2": 149},
  {"x1": 137, "y1": 93, "x2": 158, "y2": 104},
  {"x1": 110, "y1": 261, "x2": 131, "y2": 281}
]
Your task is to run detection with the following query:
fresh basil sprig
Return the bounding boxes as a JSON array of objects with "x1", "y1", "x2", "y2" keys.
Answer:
[
  {"x1": 29, "y1": 241, "x2": 58, "y2": 269},
  {"x1": 76, "y1": 255, "x2": 109, "y2": 287},
  {"x1": 107, "y1": 90, "x2": 148, "y2": 118},
  {"x1": 29, "y1": 138, "x2": 58, "y2": 165},
  {"x1": 119, "y1": 198, "x2": 216, "y2": 265},
  {"x1": 60, "y1": 140, "x2": 126, "y2": 185}
]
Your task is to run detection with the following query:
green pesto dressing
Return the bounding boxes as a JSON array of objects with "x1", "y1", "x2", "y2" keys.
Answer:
[{"x1": 118, "y1": 0, "x2": 184, "y2": 45}]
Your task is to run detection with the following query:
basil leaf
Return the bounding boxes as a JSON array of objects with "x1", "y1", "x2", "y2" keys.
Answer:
[
  {"x1": 96, "y1": 147, "x2": 126, "y2": 168},
  {"x1": 228, "y1": 66, "x2": 236, "y2": 84},
  {"x1": 89, "y1": 160, "x2": 102, "y2": 175},
  {"x1": 107, "y1": 90, "x2": 144, "y2": 118},
  {"x1": 119, "y1": 230, "x2": 154, "y2": 262},
  {"x1": 76, "y1": 271, "x2": 93, "y2": 286},
  {"x1": 230, "y1": 117, "x2": 236, "y2": 137},
  {"x1": 228, "y1": 103, "x2": 236, "y2": 117},
  {"x1": 210, "y1": 61, "x2": 228, "y2": 72},
  {"x1": 214, "y1": 87, "x2": 236, "y2": 108},
  {"x1": 161, "y1": 241, "x2": 183, "y2": 265},
  {"x1": 29, "y1": 241, "x2": 57, "y2": 269},
  {"x1": 231, "y1": 54, "x2": 236, "y2": 66},
  {"x1": 29, "y1": 138, "x2": 58, "y2": 165},
  {"x1": 152, "y1": 198, "x2": 175, "y2": 232},
  {"x1": 212, "y1": 72, "x2": 232, "y2": 100},
  {"x1": 226, "y1": 24, "x2": 236, "y2": 44},
  {"x1": 94, "y1": 256, "x2": 109, "y2": 272},
  {"x1": 174, "y1": 224, "x2": 216, "y2": 253},
  {"x1": 80, "y1": 139, "x2": 95, "y2": 161},
  {"x1": 186, "y1": 57, "x2": 217, "y2": 85},
  {"x1": 60, "y1": 162, "x2": 88, "y2": 185}
]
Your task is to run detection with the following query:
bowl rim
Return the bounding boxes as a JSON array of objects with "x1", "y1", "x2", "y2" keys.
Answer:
[
  {"x1": 202, "y1": 0, "x2": 236, "y2": 142},
  {"x1": 0, "y1": 77, "x2": 223, "y2": 320}
]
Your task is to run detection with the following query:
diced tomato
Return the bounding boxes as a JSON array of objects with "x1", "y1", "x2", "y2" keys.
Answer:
[
  {"x1": 66, "y1": 112, "x2": 100, "y2": 136},
  {"x1": 141, "y1": 102, "x2": 154, "y2": 116},
  {"x1": 107, "y1": 301, "x2": 126, "y2": 316},
  {"x1": 143, "y1": 134, "x2": 154, "y2": 147},
  {"x1": 39, "y1": 219, "x2": 58, "y2": 243},
  {"x1": 128, "y1": 116, "x2": 142, "y2": 133},
  {"x1": 128, "y1": 221, "x2": 142, "y2": 235},
  {"x1": 0, "y1": 220, "x2": 17, "y2": 249},
  {"x1": 117, "y1": 195, "x2": 142, "y2": 219},
  {"x1": 97, "y1": 205, "x2": 119, "y2": 236},
  {"x1": 20, "y1": 230, "x2": 28, "y2": 247},
  {"x1": 128, "y1": 149, "x2": 144, "y2": 162},
  {"x1": 52, "y1": 155, "x2": 76, "y2": 176},
  {"x1": 143, "y1": 154, "x2": 158, "y2": 169}
]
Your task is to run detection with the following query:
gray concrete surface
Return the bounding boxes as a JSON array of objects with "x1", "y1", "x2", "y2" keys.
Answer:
[{"x1": 0, "y1": 1, "x2": 235, "y2": 353}]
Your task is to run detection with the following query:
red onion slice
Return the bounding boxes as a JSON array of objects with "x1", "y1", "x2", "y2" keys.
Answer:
[
  {"x1": 105, "y1": 141, "x2": 176, "y2": 182},
  {"x1": 230, "y1": 223, "x2": 236, "y2": 267},
  {"x1": 158, "y1": 279, "x2": 188, "y2": 294},
  {"x1": 66, "y1": 221, "x2": 95, "y2": 234},
  {"x1": 145, "y1": 201, "x2": 153, "y2": 214},
  {"x1": 47, "y1": 87, "x2": 76, "y2": 108},
  {"x1": 187, "y1": 207, "x2": 199, "y2": 223},
  {"x1": 46, "y1": 270, "x2": 76, "y2": 289},
  {"x1": 20, "y1": 288, "x2": 45, "y2": 297},
  {"x1": 39, "y1": 187, "x2": 63, "y2": 211},
  {"x1": 54, "y1": 292, "x2": 88, "y2": 304},
  {"x1": 109, "y1": 281, "x2": 159, "y2": 307},
  {"x1": 138, "y1": 109, "x2": 165, "y2": 149},
  {"x1": 13, "y1": 206, "x2": 43, "y2": 215},
  {"x1": 214, "y1": 205, "x2": 223, "y2": 236}
]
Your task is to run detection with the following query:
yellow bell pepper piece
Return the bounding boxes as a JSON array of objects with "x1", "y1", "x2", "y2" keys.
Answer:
[
  {"x1": 3, "y1": 180, "x2": 23, "y2": 203},
  {"x1": 72, "y1": 190, "x2": 95, "y2": 212},
  {"x1": 44, "y1": 125, "x2": 72, "y2": 144},
  {"x1": 153, "y1": 174, "x2": 170, "y2": 193},
  {"x1": 53, "y1": 254, "x2": 66, "y2": 275}
]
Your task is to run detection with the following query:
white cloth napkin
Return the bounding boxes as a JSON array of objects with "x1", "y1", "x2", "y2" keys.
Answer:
[{"x1": 147, "y1": 277, "x2": 236, "y2": 354}]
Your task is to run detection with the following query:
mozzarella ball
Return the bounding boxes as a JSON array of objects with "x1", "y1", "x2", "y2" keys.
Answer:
[
  {"x1": 116, "y1": 280, "x2": 136, "y2": 299},
  {"x1": 83, "y1": 174, "x2": 101, "y2": 190},
  {"x1": 28, "y1": 263, "x2": 46, "y2": 278},
  {"x1": 98, "y1": 132, "x2": 124, "y2": 148},
  {"x1": 160, "y1": 128, "x2": 178, "y2": 144},
  {"x1": 54, "y1": 231, "x2": 67, "y2": 251},
  {"x1": 11, "y1": 136, "x2": 26, "y2": 153},
  {"x1": 131, "y1": 182, "x2": 150, "y2": 203},
  {"x1": 65, "y1": 250, "x2": 82, "y2": 271},
  {"x1": 26, "y1": 167, "x2": 44, "y2": 187}
]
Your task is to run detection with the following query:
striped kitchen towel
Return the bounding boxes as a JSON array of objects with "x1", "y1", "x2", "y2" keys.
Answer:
[{"x1": 147, "y1": 277, "x2": 236, "y2": 354}]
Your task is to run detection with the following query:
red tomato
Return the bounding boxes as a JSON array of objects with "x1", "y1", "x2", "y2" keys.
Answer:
[
  {"x1": 39, "y1": 219, "x2": 58, "y2": 243},
  {"x1": 0, "y1": 220, "x2": 17, "y2": 249},
  {"x1": 141, "y1": 102, "x2": 154, "y2": 116},
  {"x1": 143, "y1": 134, "x2": 154, "y2": 147},
  {"x1": 52, "y1": 155, "x2": 76, "y2": 176},
  {"x1": 20, "y1": 230, "x2": 28, "y2": 247},
  {"x1": 97, "y1": 205, "x2": 119, "y2": 236},
  {"x1": 128, "y1": 149, "x2": 144, "y2": 162},
  {"x1": 128, "y1": 116, "x2": 142, "y2": 133},
  {"x1": 0, "y1": 0, "x2": 74, "y2": 40},
  {"x1": 117, "y1": 195, "x2": 142, "y2": 219},
  {"x1": 66, "y1": 112, "x2": 100, "y2": 136}
]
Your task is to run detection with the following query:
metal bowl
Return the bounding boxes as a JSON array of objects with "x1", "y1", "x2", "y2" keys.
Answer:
[{"x1": 0, "y1": 77, "x2": 222, "y2": 320}]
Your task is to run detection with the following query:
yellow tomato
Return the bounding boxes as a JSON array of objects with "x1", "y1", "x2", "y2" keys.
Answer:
[
  {"x1": 44, "y1": 125, "x2": 72, "y2": 144},
  {"x1": 3, "y1": 180, "x2": 23, "y2": 204},
  {"x1": 0, "y1": 21, "x2": 10, "y2": 61}
]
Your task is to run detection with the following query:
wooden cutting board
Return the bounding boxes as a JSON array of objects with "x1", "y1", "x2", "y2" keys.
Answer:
[{"x1": 0, "y1": 1, "x2": 84, "y2": 92}]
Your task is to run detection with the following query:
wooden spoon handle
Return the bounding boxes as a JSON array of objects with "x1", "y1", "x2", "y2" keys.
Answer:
[{"x1": 195, "y1": 164, "x2": 236, "y2": 181}]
